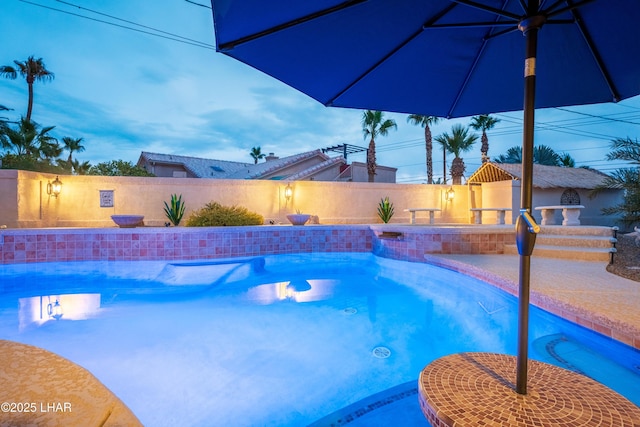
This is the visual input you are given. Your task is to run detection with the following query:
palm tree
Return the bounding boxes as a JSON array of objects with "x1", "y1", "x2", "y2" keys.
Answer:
[
  {"x1": 407, "y1": 114, "x2": 440, "y2": 184},
  {"x1": 249, "y1": 146, "x2": 265, "y2": 164},
  {"x1": 558, "y1": 152, "x2": 575, "y2": 168},
  {"x1": 434, "y1": 124, "x2": 478, "y2": 185},
  {"x1": 470, "y1": 114, "x2": 500, "y2": 162},
  {"x1": 494, "y1": 146, "x2": 523, "y2": 164},
  {"x1": 62, "y1": 136, "x2": 85, "y2": 165},
  {"x1": 362, "y1": 110, "x2": 397, "y2": 182},
  {"x1": 0, "y1": 56, "x2": 54, "y2": 122},
  {"x1": 72, "y1": 159, "x2": 92, "y2": 175},
  {"x1": 2, "y1": 117, "x2": 57, "y2": 157},
  {"x1": 493, "y1": 144, "x2": 573, "y2": 167},
  {"x1": 591, "y1": 137, "x2": 640, "y2": 226}
]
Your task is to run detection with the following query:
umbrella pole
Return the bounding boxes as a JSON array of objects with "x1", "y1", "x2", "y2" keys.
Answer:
[{"x1": 516, "y1": 11, "x2": 543, "y2": 395}]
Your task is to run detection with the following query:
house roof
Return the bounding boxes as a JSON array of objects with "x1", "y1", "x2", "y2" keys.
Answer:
[
  {"x1": 467, "y1": 162, "x2": 609, "y2": 189},
  {"x1": 138, "y1": 152, "x2": 251, "y2": 179},
  {"x1": 138, "y1": 149, "x2": 343, "y2": 180},
  {"x1": 226, "y1": 149, "x2": 336, "y2": 179}
]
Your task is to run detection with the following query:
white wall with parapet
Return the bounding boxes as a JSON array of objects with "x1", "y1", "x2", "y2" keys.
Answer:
[
  {"x1": 0, "y1": 170, "x2": 468, "y2": 228},
  {"x1": 0, "y1": 170, "x2": 621, "y2": 228}
]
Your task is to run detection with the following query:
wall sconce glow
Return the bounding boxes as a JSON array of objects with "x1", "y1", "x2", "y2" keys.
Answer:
[
  {"x1": 47, "y1": 299, "x2": 63, "y2": 320},
  {"x1": 445, "y1": 187, "x2": 455, "y2": 202},
  {"x1": 47, "y1": 176, "x2": 63, "y2": 198},
  {"x1": 284, "y1": 183, "x2": 293, "y2": 201}
]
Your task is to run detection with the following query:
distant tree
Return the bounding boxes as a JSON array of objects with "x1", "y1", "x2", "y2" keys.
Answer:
[
  {"x1": 362, "y1": 110, "x2": 397, "y2": 182},
  {"x1": 591, "y1": 137, "x2": 640, "y2": 226},
  {"x1": 493, "y1": 146, "x2": 523, "y2": 164},
  {"x1": 434, "y1": 124, "x2": 478, "y2": 185},
  {"x1": 470, "y1": 114, "x2": 500, "y2": 162},
  {"x1": 0, "y1": 105, "x2": 10, "y2": 147},
  {"x1": 72, "y1": 159, "x2": 92, "y2": 175},
  {"x1": 62, "y1": 136, "x2": 85, "y2": 165},
  {"x1": 88, "y1": 160, "x2": 155, "y2": 177},
  {"x1": 1, "y1": 117, "x2": 56, "y2": 158},
  {"x1": 249, "y1": 146, "x2": 265, "y2": 164},
  {"x1": 558, "y1": 152, "x2": 575, "y2": 168},
  {"x1": 0, "y1": 56, "x2": 54, "y2": 122},
  {"x1": 493, "y1": 144, "x2": 574, "y2": 167},
  {"x1": 407, "y1": 114, "x2": 440, "y2": 184}
]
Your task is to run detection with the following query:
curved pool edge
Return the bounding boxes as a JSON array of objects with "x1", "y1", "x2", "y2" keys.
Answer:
[{"x1": 425, "y1": 253, "x2": 640, "y2": 352}]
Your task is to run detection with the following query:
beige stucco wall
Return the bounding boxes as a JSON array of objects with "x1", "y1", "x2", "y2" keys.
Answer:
[
  {"x1": 0, "y1": 170, "x2": 469, "y2": 228},
  {"x1": 0, "y1": 170, "x2": 622, "y2": 228}
]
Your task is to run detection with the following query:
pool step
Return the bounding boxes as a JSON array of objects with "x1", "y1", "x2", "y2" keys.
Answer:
[{"x1": 503, "y1": 226, "x2": 616, "y2": 262}]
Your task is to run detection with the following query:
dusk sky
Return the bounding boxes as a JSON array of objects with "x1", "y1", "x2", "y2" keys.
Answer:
[{"x1": 2, "y1": 0, "x2": 640, "y2": 183}]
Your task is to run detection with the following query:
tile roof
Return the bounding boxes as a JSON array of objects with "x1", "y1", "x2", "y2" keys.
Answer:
[
  {"x1": 138, "y1": 149, "x2": 340, "y2": 180},
  {"x1": 467, "y1": 162, "x2": 610, "y2": 189}
]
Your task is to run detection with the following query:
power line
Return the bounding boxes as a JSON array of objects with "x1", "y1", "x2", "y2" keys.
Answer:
[
  {"x1": 184, "y1": 0, "x2": 212, "y2": 9},
  {"x1": 554, "y1": 107, "x2": 640, "y2": 126},
  {"x1": 18, "y1": 0, "x2": 215, "y2": 50}
]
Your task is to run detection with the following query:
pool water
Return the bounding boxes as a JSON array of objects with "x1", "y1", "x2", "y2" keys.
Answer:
[{"x1": 0, "y1": 253, "x2": 638, "y2": 426}]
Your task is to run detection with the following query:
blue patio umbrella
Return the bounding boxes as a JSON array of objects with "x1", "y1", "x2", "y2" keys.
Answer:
[{"x1": 210, "y1": 0, "x2": 640, "y2": 394}]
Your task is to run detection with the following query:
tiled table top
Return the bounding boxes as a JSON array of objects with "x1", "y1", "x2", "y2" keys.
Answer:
[
  {"x1": 419, "y1": 352, "x2": 640, "y2": 427},
  {"x1": 0, "y1": 340, "x2": 142, "y2": 427}
]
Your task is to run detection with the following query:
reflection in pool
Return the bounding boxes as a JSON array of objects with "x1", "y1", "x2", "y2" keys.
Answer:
[{"x1": 0, "y1": 253, "x2": 638, "y2": 426}]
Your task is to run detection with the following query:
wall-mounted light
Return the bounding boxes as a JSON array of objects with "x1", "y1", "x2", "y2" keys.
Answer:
[
  {"x1": 47, "y1": 298, "x2": 63, "y2": 320},
  {"x1": 445, "y1": 187, "x2": 455, "y2": 202},
  {"x1": 284, "y1": 183, "x2": 293, "y2": 201},
  {"x1": 47, "y1": 176, "x2": 63, "y2": 198}
]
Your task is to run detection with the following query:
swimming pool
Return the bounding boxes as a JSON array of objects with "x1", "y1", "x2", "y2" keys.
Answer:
[{"x1": 0, "y1": 252, "x2": 639, "y2": 426}]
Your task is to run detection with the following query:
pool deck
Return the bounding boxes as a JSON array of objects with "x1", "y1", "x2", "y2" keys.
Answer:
[{"x1": 427, "y1": 253, "x2": 640, "y2": 350}]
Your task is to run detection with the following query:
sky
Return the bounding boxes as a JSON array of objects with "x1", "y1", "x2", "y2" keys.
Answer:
[{"x1": 2, "y1": 0, "x2": 640, "y2": 183}]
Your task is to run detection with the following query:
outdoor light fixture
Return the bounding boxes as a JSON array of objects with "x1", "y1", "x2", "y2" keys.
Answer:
[
  {"x1": 284, "y1": 183, "x2": 293, "y2": 201},
  {"x1": 445, "y1": 187, "x2": 455, "y2": 202},
  {"x1": 47, "y1": 176, "x2": 63, "y2": 198},
  {"x1": 47, "y1": 298, "x2": 63, "y2": 320}
]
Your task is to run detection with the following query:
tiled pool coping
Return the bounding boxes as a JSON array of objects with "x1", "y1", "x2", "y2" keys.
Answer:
[
  {"x1": 0, "y1": 225, "x2": 514, "y2": 264},
  {"x1": 1, "y1": 224, "x2": 637, "y2": 349}
]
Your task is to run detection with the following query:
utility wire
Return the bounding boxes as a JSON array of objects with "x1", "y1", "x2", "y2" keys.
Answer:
[
  {"x1": 184, "y1": 0, "x2": 212, "y2": 9},
  {"x1": 554, "y1": 107, "x2": 640, "y2": 126},
  {"x1": 18, "y1": 0, "x2": 215, "y2": 50}
]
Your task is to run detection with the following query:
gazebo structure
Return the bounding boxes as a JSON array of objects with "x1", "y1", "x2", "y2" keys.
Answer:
[{"x1": 466, "y1": 162, "x2": 622, "y2": 226}]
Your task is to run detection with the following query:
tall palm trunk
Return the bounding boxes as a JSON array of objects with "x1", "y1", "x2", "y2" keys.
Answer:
[
  {"x1": 425, "y1": 125, "x2": 433, "y2": 184},
  {"x1": 26, "y1": 77, "x2": 34, "y2": 122},
  {"x1": 367, "y1": 139, "x2": 376, "y2": 182},
  {"x1": 481, "y1": 131, "x2": 489, "y2": 162}
]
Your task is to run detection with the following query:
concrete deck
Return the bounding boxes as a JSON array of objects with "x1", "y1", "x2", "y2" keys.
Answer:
[{"x1": 426, "y1": 254, "x2": 640, "y2": 350}]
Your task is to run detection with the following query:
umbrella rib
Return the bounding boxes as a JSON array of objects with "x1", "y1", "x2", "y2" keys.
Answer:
[
  {"x1": 217, "y1": 0, "x2": 367, "y2": 51},
  {"x1": 446, "y1": 0, "x2": 515, "y2": 116},
  {"x1": 327, "y1": 3, "x2": 462, "y2": 107},
  {"x1": 565, "y1": 5, "x2": 621, "y2": 102},
  {"x1": 426, "y1": 21, "x2": 517, "y2": 29},
  {"x1": 450, "y1": 0, "x2": 521, "y2": 21},
  {"x1": 544, "y1": 0, "x2": 598, "y2": 19}
]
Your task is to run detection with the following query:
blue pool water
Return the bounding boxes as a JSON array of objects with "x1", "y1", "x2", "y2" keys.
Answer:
[{"x1": 0, "y1": 253, "x2": 639, "y2": 426}]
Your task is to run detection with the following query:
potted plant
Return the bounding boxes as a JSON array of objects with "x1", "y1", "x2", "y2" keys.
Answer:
[
  {"x1": 377, "y1": 197, "x2": 394, "y2": 223},
  {"x1": 286, "y1": 209, "x2": 311, "y2": 225},
  {"x1": 164, "y1": 194, "x2": 186, "y2": 226}
]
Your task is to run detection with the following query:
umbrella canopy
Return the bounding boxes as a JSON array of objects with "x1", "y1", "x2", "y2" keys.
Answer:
[
  {"x1": 212, "y1": 1, "x2": 640, "y2": 118},
  {"x1": 210, "y1": 0, "x2": 640, "y2": 395}
]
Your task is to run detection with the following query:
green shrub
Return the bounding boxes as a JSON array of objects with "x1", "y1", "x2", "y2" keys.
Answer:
[{"x1": 185, "y1": 202, "x2": 264, "y2": 227}]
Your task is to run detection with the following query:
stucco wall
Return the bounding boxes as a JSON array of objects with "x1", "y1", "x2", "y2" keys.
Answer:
[
  {"x1": 0, "y1": 170, "x2": 622, "y2": 228},
  {"x1": 0, "y1": 170, "x2": 469, "y2": 228}
]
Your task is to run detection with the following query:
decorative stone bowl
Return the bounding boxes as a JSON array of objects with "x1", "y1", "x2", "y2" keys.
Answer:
[
  {"x1": 111, "y1": 215, "x2": 145, "y2": 228},
  {"x1": 286, "y1": 214, "x2": 311, "y2": 226}
]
